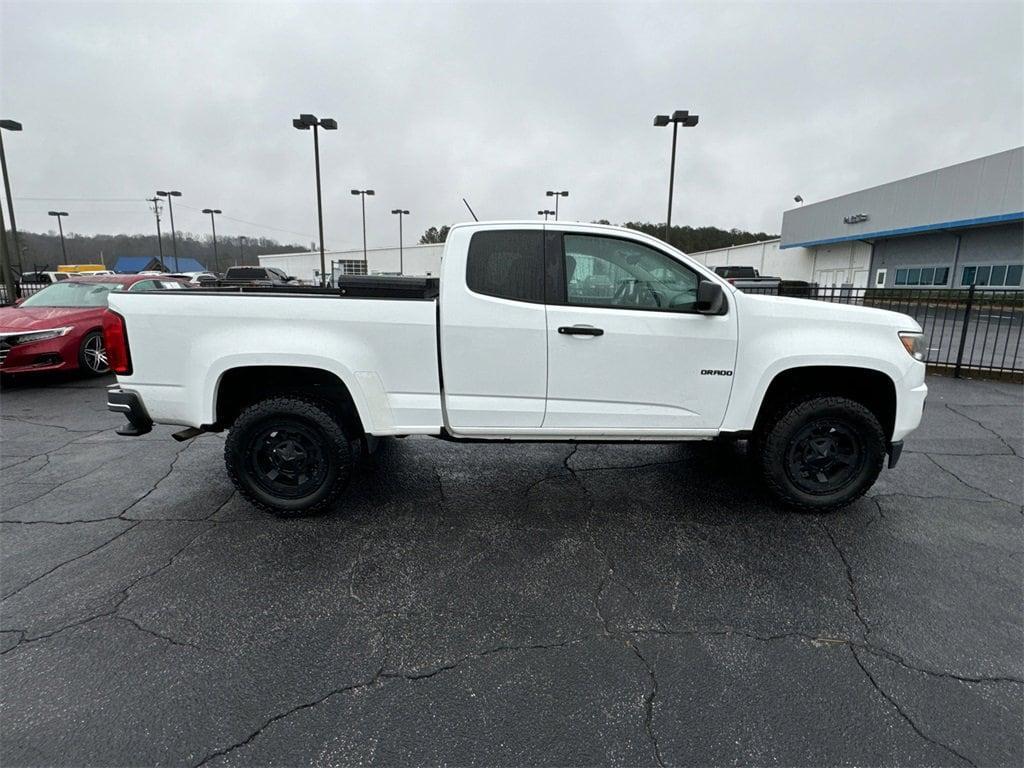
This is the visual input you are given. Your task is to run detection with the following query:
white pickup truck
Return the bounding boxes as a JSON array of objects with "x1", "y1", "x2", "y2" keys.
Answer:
[{"x1": 104, "y1": 221, "x2": 927, "y2": 514}]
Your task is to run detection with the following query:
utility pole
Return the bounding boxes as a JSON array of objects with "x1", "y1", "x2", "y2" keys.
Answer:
[{"x1": 147, "y1": 197, "x2": 165, "y2": 269}]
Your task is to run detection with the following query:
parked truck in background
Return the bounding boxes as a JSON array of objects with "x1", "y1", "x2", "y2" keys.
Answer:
[
  {"x1": 104, "y1": 221, "x2": 927, "y2": 515},
  {"x1": 713, "y1": 265, "x2": 782, "y2": 291}
]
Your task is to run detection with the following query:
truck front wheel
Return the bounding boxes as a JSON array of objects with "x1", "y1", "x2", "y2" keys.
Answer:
[
  {"x1": 756, "y1": 396, "x2": 885, "y2": 512},
  {"x1": 225, "y1": 396, "x2": 354, "y2": 516}
]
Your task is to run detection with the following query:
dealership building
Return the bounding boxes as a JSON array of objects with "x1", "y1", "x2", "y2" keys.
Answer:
[{"x1": 690, "y1": 146, "x2": 1023, "y2": 289}]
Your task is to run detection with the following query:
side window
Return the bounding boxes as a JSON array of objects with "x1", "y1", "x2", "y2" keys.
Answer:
[
  {"x1": 466, "y1": 230, "x2": 544, "y2": 302},
  {"x1": 130, "y1": 280, "x2": 158, "y2": 291},
  {"x1": 563, "y1": 234, "x2": 700, "y2": 311},
  {"x1": 158, "y1": 281, "x2": 185, "y2": 290}
]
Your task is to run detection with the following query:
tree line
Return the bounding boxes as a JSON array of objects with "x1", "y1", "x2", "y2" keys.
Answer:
[
  {"x1": 6, "y1": 230, "x2": 306, "y2": 273},
  {"x1": 419, "y1": 221, "x2": 777, "y2": 252}
]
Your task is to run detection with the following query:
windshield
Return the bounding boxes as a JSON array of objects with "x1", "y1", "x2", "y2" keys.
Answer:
[{"x1": 20, "y1": 281, "x2": 124, "y2": 308}]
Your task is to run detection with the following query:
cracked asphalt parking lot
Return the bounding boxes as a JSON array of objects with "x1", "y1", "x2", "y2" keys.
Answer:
[{"x1": 1, "y1": 373, "x2": 1021, "y2": 767}]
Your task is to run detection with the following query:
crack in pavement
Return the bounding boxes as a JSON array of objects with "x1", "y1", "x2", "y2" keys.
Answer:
[
  {"x1": 564, "y1": 444, "x2": 667, "y2": 768},
  {"x1": 193, "y1": 654, "x2": 391, "y2": 767},
  {"x1": 920, "y1": 453, "x2": 1009, "y2": 503},
  {"x1": 119, "y1": 439, "x2": 197, "y2": 517},
  {"x1": 945, "y1": 404, "x2": 1021, "y2": 458},
  {"x1": 851, "y1": 646, "x2": 977, "y2": 767},
  {"x1": 0, "y1": 414, "x2": 110, "y2": 434},
  {"x1": 1, "y1": 521, "x2": 141, "y2": 601},
  {"x1": 1, "y1": 522, "x2": 216, "y2": 654}
]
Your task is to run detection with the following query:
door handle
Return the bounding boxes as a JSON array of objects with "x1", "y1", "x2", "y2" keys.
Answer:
[{"x1": 558, "y1": 325, "x2": 604, "y2": 336}]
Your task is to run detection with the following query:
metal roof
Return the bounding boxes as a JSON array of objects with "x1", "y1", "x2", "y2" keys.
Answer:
[{"x1": 780, "y1": 147, "x2": 1024, "y2": 249}]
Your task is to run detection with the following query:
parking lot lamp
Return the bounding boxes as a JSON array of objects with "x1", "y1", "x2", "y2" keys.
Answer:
[
  {"x1": 202, "y1": 209, "x2": 222, "y2": 272},
  {"x1": 351, "y1": 189, "x2": 374, "y2": 265},
  {"x1": 294, "y1": 114, "x2": 338, "y2": 286},
  {"x1": 653, "y1": 110, "x2": 698, "y2": 242},
  {"x1": 47, "y1": 211, "x2": 69, "y2": 264},
  {"x1": 545, "y1": 190, "x2": 568, "y2": 220},
  {"x1": 537, "y1": 209, "x2": 555, "y2": 221},
  {"x1": 0, "y1": 119, "x2": 23, "y2": 276},
  {"x1": 391, "y1": 209, "x2": 409, "y2": 274},
  {"x1": 156, "y1": 190, "x2": 182, "y2": 271}
]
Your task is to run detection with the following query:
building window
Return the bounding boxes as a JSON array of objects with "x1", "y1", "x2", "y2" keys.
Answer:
[
  {"x1": 961, "y1": 264, "x2": 1022, "y2": 287},
  {"x1": 875, "y1": 269, "x2": 886, "y2": 287},
  {"x1": 894, "y1": 265, "x2": 949, "y2": 286},
  {"x1": 336, "y1": 260, "x2": 367, "y2": 276}
]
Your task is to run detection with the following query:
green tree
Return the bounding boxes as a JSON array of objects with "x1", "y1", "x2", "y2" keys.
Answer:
[{"x1": 419, "y1": 225, "x2": 450, "y2": 244}]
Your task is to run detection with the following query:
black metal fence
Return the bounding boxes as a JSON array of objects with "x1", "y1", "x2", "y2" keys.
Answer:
[
  {"x1": 745, "y1": 284, "x2": 1024, "y2": 377},
  {"x1": 0, "y1": 280, "x2": 52, "y2": 306}
]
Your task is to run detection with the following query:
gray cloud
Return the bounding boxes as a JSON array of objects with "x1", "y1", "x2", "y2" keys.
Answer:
[{"x1": 2, "y1": 1, "x2": 1021, "y2": 252}]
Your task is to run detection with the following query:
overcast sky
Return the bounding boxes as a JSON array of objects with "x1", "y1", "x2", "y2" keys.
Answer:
[{"x1": 2, "y1": 1, "x2": 1021, "y2": 252}]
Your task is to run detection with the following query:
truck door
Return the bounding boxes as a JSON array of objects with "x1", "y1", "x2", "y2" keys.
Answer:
[
  {"x1": 543, "y1": 232, "x2": 738, "y2": 433},
  {"x1": 439, "y1": 227, "x2": 548, "y2": 430}
]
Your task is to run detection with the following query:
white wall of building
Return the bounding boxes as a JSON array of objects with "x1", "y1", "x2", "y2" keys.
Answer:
[
  {"x1": 687, "y1": 239, "x2": 873, "y2": 287},
  {"x1": 259, "y1": 244, "x2": 444, "y2": 283}
]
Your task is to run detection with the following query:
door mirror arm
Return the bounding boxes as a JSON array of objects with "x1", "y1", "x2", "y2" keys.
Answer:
[{"x1": 695, "y1": 280, "x2": 727, "y2": 315}]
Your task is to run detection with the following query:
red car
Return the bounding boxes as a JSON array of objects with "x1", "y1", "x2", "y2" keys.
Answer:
[{"x1": 0, "y1": 275, "x2": 187, "y2": 376}]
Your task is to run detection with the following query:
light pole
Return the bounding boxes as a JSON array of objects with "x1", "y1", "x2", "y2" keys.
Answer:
[
  {"x1": 545, "y1": 190, "x2": 568, "y2": 220},
  {"x1": 351, "y1": 189, "x2": 374, "y2": 266},
  {"x1": 156, "y1": 190, "x2": 182, "y2": 271},
  {"x1": 293, "y1": 114, "x2": 338, "y2": 286},
  {"x1": 391, "y1": 208, "x2": 409, "y2": 274},
  {"x1": 0, "y1": 119, "x2": 23, "y2": 277},
  {"x1": 147, "y1": 197, "x2": 165, "y2": 269},
  {"x1": 202, "y1": 208, "x2": 222, "y2": 273},
  {"x1": 653, "y1": 109, "x2": 699, "y2": 242},
  {"x1": 537, "y1": 209, "x2": 555, "y2": 221},
  {"x1": 48, "y1": 211, "x2": 69, "y2": 264}
]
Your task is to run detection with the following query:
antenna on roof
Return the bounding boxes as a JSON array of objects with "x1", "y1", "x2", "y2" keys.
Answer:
[{"x1": 462, "y1": 198, "x2": 479, "y2": 222}]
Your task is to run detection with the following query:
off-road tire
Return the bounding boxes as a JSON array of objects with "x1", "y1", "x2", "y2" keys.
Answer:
[
  {"x1": 757, "y1": 396, "x2": 885, "y2": 512},
  {"x1": 225, "y1": 395, "x2": 354, "y2": 517}
]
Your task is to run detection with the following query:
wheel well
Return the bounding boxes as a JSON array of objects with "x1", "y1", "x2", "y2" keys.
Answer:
[
  {"x1": 754, "y1": 366, "x2": 896, "y2": 440},
  {"x1": 215, "y1": 366, "x2": 364, "y2": 437}
]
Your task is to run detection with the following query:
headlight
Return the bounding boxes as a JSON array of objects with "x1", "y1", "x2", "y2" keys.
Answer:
[
  {"x1": 6, "y1": 327, "x2": 73, "y2": 345},
  {"x1": 899, "y1": 331, "x2": 926, "y2": 361}
]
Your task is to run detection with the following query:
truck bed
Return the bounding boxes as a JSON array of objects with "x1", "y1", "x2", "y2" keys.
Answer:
[{"x1": 107, "y1": 289, "x2": 444, "y2": 435}]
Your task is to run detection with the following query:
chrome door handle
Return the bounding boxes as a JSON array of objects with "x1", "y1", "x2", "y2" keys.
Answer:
[{"x1": 558, "y1": 325, "x2": 604, "y2": 336}]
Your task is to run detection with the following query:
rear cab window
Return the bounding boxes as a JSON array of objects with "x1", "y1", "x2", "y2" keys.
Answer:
[{"x1": 465, "y1": 230, "x2": 545, "y2": 303}]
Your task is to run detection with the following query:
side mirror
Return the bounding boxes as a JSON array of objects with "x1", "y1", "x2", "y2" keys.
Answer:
[{"x1": 696, "y1": 280, "x2": 726, "y2": 315}]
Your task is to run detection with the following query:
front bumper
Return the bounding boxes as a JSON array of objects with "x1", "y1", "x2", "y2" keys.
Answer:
[
  {"x1": 107, "y1": 387, "x2": 153, "y2": 436},
  {"x1": 0, "y1": 334, "x2": 77, "y2": 374}
]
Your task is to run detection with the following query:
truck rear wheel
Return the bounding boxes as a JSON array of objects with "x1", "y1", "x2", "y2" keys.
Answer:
[
  {"x1": 225, "y1": 395, "x2": 354, "y2": 516},
  {"x1": 756, "y1": 396, "x2": 885, "y2": 512}
]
